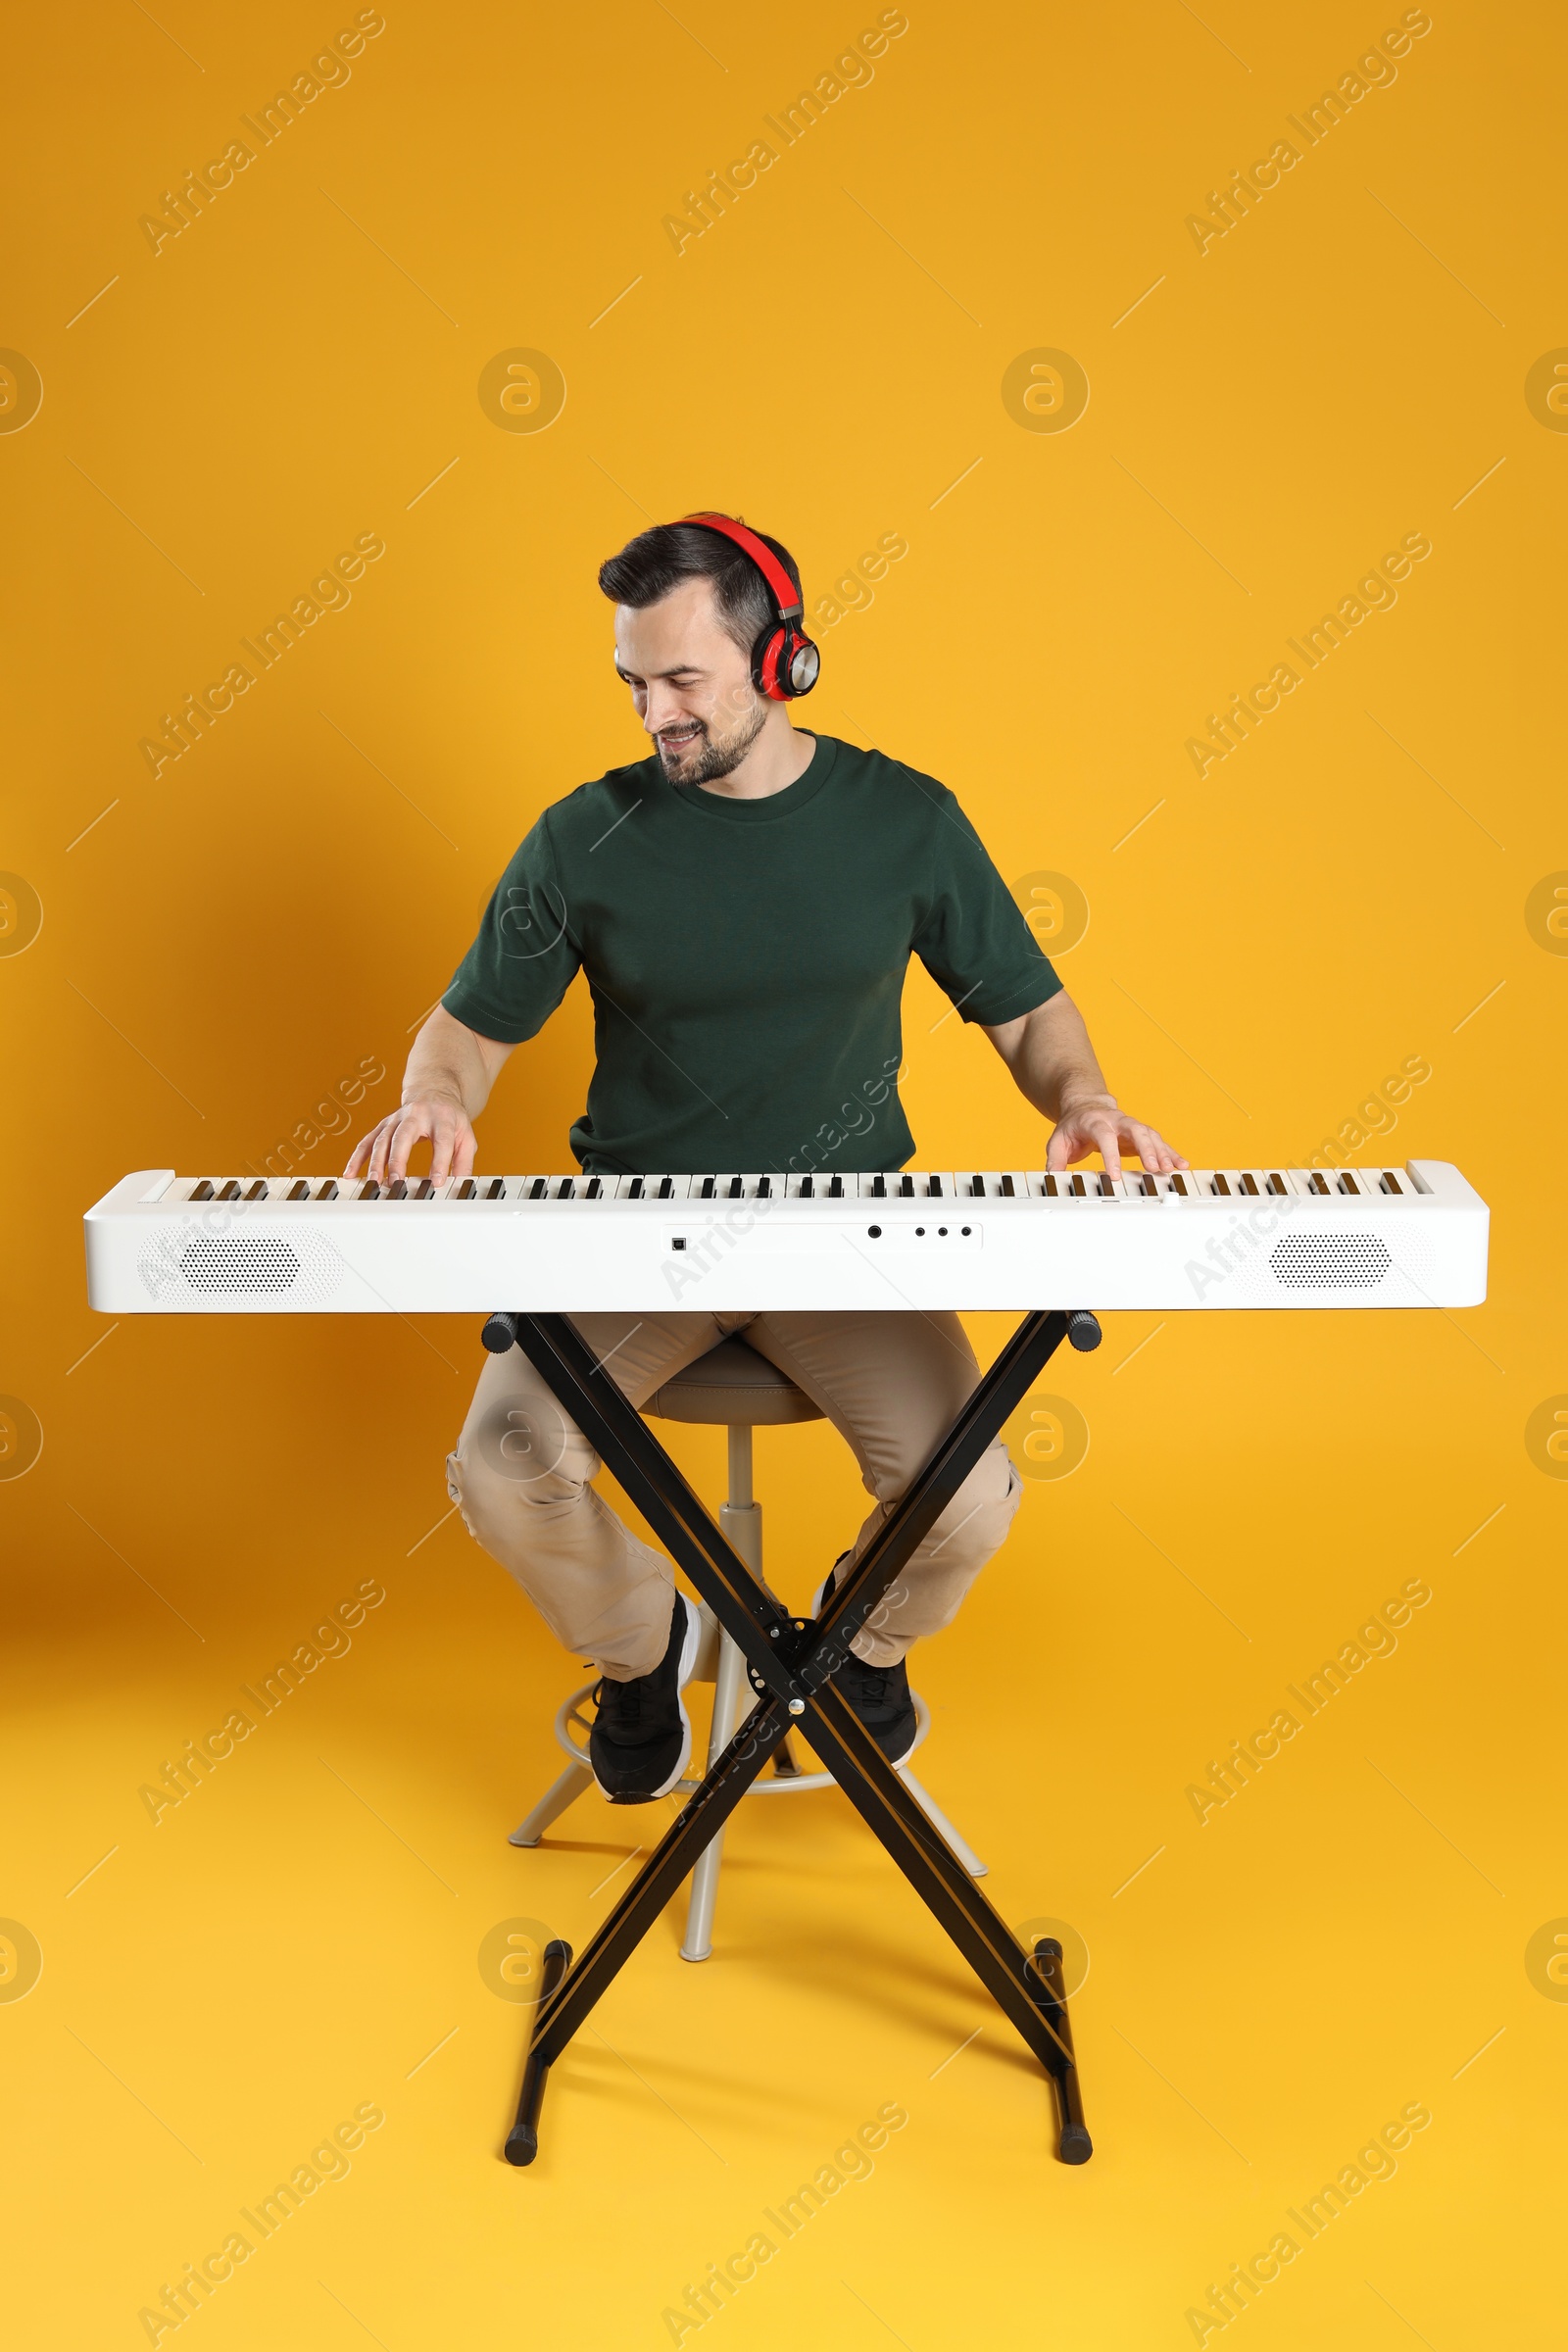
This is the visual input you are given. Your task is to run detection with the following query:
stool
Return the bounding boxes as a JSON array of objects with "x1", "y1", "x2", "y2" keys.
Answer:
[{"x1": 509, "y1": 1334, "x2": 986, "y2": 1961}]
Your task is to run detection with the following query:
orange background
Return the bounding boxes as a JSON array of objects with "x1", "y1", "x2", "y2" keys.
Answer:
[{"x1": 3, "y1": 2, "x2": 1564, "y2": 2345}]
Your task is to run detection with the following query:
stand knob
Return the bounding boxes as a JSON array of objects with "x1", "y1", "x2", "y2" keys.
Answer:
[
  {"x1": 482, "y1": 1310, "x2": 518, "y2": 1354},
  {"x1": 1066, "y1": 1311, "x2": 1102, "y2": 1352}
]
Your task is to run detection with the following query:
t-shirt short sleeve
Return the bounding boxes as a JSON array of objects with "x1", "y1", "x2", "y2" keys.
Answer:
[
  {"x1": 911, "y1": 799, "x2": 1063, "y2": 1025},
  {"x1": 441, "y1": 815, "x2": 582, "y2": 1044}
]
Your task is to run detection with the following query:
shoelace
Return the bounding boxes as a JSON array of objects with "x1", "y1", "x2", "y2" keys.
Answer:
[{"x1": 592, "y1": 1676, "x2": 648, "y2": 1731}]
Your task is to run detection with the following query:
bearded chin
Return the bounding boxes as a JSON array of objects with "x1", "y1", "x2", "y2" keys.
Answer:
[{"x1": 662, "y1": 700, "x2": 767, "y2": 784}]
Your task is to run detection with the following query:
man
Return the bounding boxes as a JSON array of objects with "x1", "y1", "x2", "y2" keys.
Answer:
[{"x1": 348, "y1": 515, "x2": 1186, "y2": 1803}]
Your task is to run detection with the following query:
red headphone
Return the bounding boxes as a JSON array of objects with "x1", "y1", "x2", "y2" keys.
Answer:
[{"x1": 679, "y1": 511, "x2": 820, "y2": 700}]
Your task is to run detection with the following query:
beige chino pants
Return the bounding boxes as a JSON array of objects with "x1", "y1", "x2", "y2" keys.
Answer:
[{"x1": 446, "y1": 1309, "x2": 1022, "y2": 1680}]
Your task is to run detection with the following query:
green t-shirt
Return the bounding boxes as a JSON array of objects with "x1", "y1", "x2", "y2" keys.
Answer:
[{"x1": 442, "y1": 732, "x2": 1060, "y2": 1176}]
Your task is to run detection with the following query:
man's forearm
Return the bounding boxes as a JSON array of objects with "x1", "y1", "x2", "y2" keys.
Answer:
[
  {"x1": 982, "y1": 992, "x2": 1114, "y2": 1123},
  {"x1": 403, "y1": 1005, "x2": 512, "y2": 1120}
]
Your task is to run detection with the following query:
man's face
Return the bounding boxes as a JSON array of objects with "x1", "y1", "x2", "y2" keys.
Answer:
[{"x1": 613, "y1": 578, "x2": 768, "y2": 784}]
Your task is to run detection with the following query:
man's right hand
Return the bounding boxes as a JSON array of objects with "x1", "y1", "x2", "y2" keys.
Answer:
[{"x1": 346, "y1": 1095, "x2": 479, "y2": 1186}]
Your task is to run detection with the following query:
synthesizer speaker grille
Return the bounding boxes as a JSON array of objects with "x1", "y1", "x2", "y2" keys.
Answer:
[
  {"x1": 1268, "y1": 1233, "x2": 1393, "y2": 1289},
  {"x1": 179, "y1": 1238, "x2": 300, "y2": 1293},
  {"x1": 137, "y1": 1224, "x2": 346, "y2": 1304}
]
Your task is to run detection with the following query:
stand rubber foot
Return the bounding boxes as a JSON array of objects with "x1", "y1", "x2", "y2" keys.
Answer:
[
  {"x1": 503, "y1": 2125, "x2": 538, "y2": 2167},
  {"x1": 1059, "y1": 2124, "x2": 1093, "y2": 2164}
]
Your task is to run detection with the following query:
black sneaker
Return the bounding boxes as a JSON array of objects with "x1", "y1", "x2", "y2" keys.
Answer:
[
  {"x1": 588, "y1": 1594, "x2": 700, "y2": 1803},
  {"x1": 810, "y1": 1564, "x2": 917, "y2": 1766}
]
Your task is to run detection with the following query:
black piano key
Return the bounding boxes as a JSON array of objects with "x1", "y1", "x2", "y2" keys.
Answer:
[
  {"x1": 244, "y1": 1180, "x2": 268, "y2": 1200},
  {"x1": 191, "y1": 1180, "x2": 215, "y2": 1201},
  {"x1": 483, "y1": 1178, "x2": 505, "y2": 1200},
  {"x1": 1213, "y1": 1173, "x2": 1231, "y2": 1196},
  {"x1": 1001, "y1": 1174, "x2": 1015, "y2": 1198},
  {"x1": 414, "y1": 1178, "x2": 433, "y2": 1200},
  {"x1": 727, "y1": 1176, "x2": 742, "y2": 1200},
  {"x1": 800, "y1": 1176, "x2": 813, "y2": 1198},
  {"x1": 757, "y1": 1176, "x2": 772, "y2": 1198},
  {"x1": 528, "y1": 1177, "x2": 547, "y2": 1200},
  {"x1": 1141, "y1": 1172, "x2": 1157, "y2": 1197},
  {"x1": 454, "y1": 1179, "x2": 475, "y2": 1200},
  {"x1": 970, "y1": 1173, "x2": 985, "y2": 1197},
  {"x1": 216, "y1": 1179, "x2": 241, "y2": 1201},
  {"x1": 1240, "y1": 1172, "x2": 1259, "y2": 1196},
  {"x1": 700, "y1": 1177, "x2": 715, "y2": 1199},
  {"x1": 362, "y1": 1180, "x2": 381, "y2": 1200},
  {"x1": 557, "y1": 1178, "x2": 575, "y2": 1199},
  {"x1": 1309, "y1": 1172, "x2": 1330, "y2": 1195},
  {"x1": 1381, "y1": 1172, "x2": 1402, "y2": 1194},
  {"x1": 387, "y1": 1178, "x2": 408, "y2": 1200},
  {"x1": 1340, "y1": 1173, "x2": 1360, "y2": 1195},
  {"x1": 872, "y1": 1175, "x2": 887, "y2": 1199},
  {"x1": 1267, "y1": 1172, "x2": 1286, "y2": 1195},
  {"x1": 899, "y1": 1175, "x2": 914, "y2": 1198},
  {"x1": 1044, "y1": 1174, "x2": 1059, "y2": 1198},
  {"x1": 1170, "y1": 1174, "x2": 1188, "y2": 1196},
  {"x1": 586, "y1": 1177, "x2": 603, "y2": 1200},
  {"x1": 319, "y1": 1180, "x2": 339, "y2": 1200},
  {"x1": 627, "y1": 1178, "x2": 644, "y2": 1199},
  {"x1": 658, "y1": 1176, "x2": 673, "y2": 1199},
  {"x1": 927, "y1": 1174, "x2": 942, "y2": 1197},
  {"x1": 290, "y1": 1180, "x2": 312, "y2": 1200},
  {"x1": 1099, "y1": 1171, "x2": 1115, "y2": 1198},
  {"x1": 828, "y1": 1175, "x2": 844, "y2": 1198},
  {"x1": 1070, "y1": 1173, "x2": 1087, "y2": 1198}
]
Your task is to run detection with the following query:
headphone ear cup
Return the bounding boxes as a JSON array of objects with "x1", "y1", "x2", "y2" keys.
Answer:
[
  {"x1": 755, "y1": 625, "x2": 788, "y2": 700},
  {"x1": 783, "y1": 626, "x2": 819, "y2": 697}
]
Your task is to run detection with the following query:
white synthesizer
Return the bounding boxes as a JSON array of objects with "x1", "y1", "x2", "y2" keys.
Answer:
[{"x1": 84, "y1": 1162, "x2": 1487, "y2": 1315}]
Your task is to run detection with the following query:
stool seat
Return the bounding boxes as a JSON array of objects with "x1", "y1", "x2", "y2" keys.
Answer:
[{"x1": 646, "y1": 1336, "x2": 824, "y2": 1427}]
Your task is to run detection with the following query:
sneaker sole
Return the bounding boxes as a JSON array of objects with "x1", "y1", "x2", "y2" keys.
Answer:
[{"x1": 597, "y1": 1595, "x2": 702, "y2": 1804}]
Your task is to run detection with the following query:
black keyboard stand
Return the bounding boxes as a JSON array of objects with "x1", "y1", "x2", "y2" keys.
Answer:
[{"x1": 478, "y1": 1304, "x2": 1102, "y2": 2169}]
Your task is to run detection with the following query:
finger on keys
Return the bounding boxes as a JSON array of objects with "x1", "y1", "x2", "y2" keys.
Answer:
[
  {"x1": 389, "y1": 1110, "x2": 426, "y2": 1183},
  {"x1": 344, "y1": 1127, "x2": 370, "y2": 1179},
  {"x1": 1097, "y1": 1115, "x2": 1123, "y2": 1183}
]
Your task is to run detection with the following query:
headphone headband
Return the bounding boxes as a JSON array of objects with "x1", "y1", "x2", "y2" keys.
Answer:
[{"x1": 679, "y1": 511, "x2": 805, "y2": 622}]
